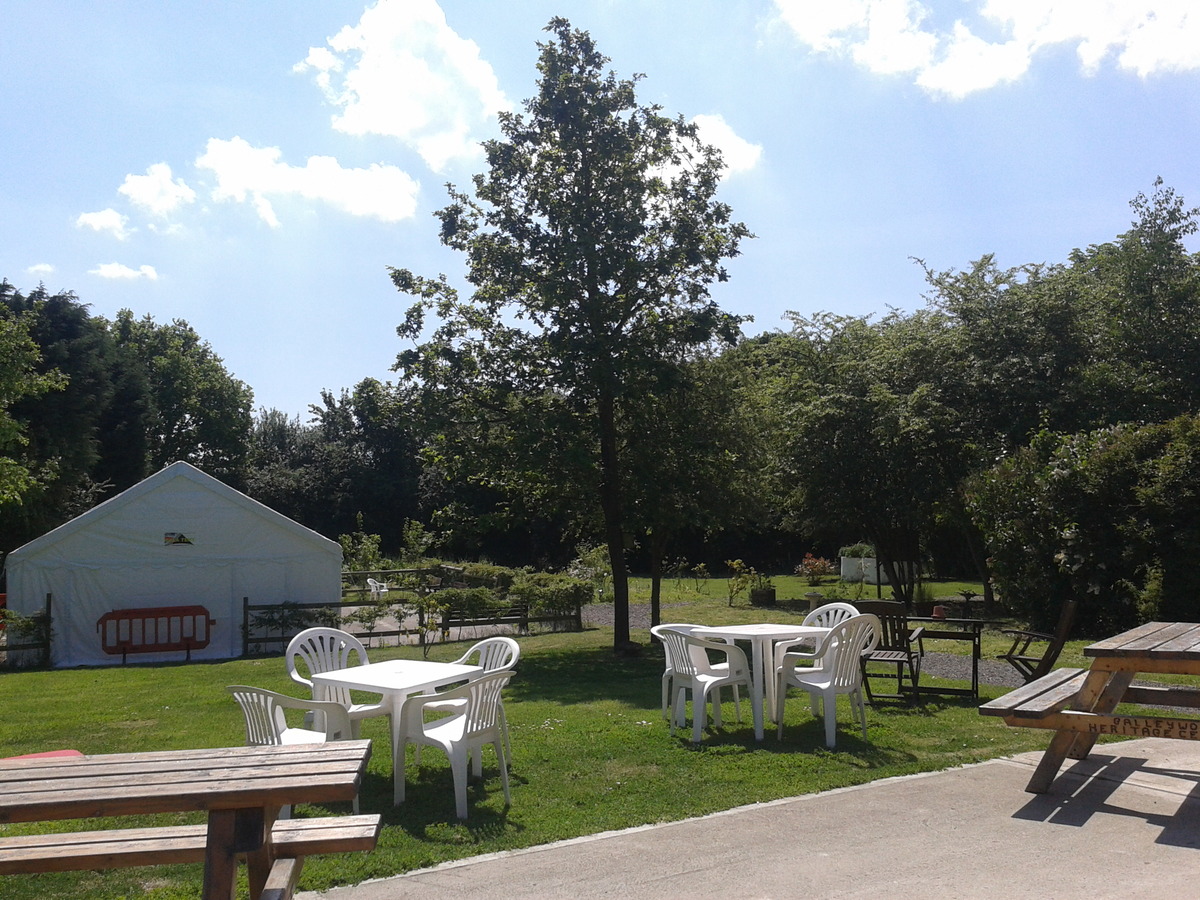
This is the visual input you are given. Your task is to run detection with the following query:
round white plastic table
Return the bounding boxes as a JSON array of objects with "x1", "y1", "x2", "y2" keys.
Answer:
[{"x1": 692, "y1": 623, "x2": 830, "y2": 740}]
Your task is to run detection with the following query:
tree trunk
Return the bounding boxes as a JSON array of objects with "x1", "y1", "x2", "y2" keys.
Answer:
[
  {"x1": 648, "y1": 531, "x2": 669, "y2": 631},
  {"x1": 597, "y1": 395, "x2": 634, "y2": 653}
]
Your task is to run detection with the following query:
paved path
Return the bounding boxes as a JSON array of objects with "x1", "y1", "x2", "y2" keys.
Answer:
[{"x1": 301, "y1": 737, "x2": 1200, "y2": 900}]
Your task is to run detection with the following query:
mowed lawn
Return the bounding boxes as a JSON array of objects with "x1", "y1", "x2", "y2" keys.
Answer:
[{"x1": 0, "y1": 591, "x2": 1069, "y2": 900}]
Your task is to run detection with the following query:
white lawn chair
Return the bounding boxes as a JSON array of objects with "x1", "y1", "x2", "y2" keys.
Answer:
[
  {"x1": 775, "y1": 613, "x2": 880, "y2": 747},
  {"x1": 652, "y1": 625, "x2": 752, "y2": 744},
  {"x1": 226, "y1": 684, "x2": 358, "y2": 814},
  {"x1": 398, "y1": 670, "x2": 514, "y2": 819},
  {"x1": 286, "y1": 627, "x2": 388, "y2": 738}
]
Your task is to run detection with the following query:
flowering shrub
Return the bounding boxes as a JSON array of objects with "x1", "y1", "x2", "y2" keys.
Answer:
[{"x1": 795, "y1": 553, "x2": 836, "y2": 586}]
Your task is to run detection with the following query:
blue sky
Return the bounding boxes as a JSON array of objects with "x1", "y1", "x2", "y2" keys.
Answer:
[{"x1": 3, "y1": 1, "x2": 1198, "y2": 419}]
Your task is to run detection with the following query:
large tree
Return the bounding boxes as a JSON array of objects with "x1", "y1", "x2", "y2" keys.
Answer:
[
  {"x1": 108, "y1": 309, "x2": 253, "y2": 483},
  {"x1": 392, "y1": 18, "x2": 750, "y2": 651},
  {"x1": 0, "y1": 293, "x2": 66, "y2": 509}
]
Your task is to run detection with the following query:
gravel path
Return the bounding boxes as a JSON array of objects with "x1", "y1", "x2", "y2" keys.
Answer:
[{"x1": 584, "y1": 602, "x2": 1026, "y2": 688}]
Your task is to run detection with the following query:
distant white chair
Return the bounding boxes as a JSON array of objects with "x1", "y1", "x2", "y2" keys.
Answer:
[
  {"x1": 286, "y1": 627, "x2": 388, "y2": 738},
  {"x1": 652, "y1": 623, "x2": 740, "y2": 722},
  {"x1": 366, "y1": 578, "x2": 390, "y2": 601},
  {"x1": 415, "y1": 637, "x2": 520, "y2": 762},
  {"x1": 772, "y1": 602, "x2": 860, "y2": 676},
  {"x1": 226, "y1": 684, "x2": 358, "y2": 814},
  {"x1": 775, "y1": 613, "x2": 880, "y2": 748},
  {"x1": 399, "y1": 669, "x2": 514, "y2": 819},
  {"x1": 652, "y1": 625, "x2": 752, "y2": 744}
]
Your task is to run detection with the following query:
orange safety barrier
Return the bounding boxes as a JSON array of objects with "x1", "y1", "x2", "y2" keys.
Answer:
[{"x1": 96, "y1": 605, "x2": 216, "y2": 664}]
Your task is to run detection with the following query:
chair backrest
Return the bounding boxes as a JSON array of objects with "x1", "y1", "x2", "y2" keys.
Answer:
[
  {"x1": 454, "y1": 636, "x2": 520, "y2": 672},
  {"x1": 286, "y1": 628, "x2": 369, "y2": 706},
  {"x1": 803, "y1": 602, "x2": 860, "y2": 630},
  {"x1": 651, "y1": 623, "x2": 702, "y2": 674},
  {"x1": 226, "y1": 685, "x2": 352, "y2": 745},
  {"x1": 1031, "y1": 598, "x2": 1080, "y2": 680},
  {"x1": 822, "y1": 614, "x2": 881, "y2": 691},
  {"x1": 461, "y1": 670, "x2": 515, "y2": 737},
  {"x1": 853, "y1": 601, "x2": 910, "y2": 652}
]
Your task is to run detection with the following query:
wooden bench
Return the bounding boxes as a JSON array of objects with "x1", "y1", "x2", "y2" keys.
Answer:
[{"x1": 0, "y1": 813, "x2": 381, "y2": 876}]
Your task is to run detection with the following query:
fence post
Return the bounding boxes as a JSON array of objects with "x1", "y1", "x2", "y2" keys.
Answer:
[
  {"x1": 241, "y1": 597, "x2": 250, "y2": 657},
  {"x1": 42, "y1": 592, "x2": 53, "y2": 667}
]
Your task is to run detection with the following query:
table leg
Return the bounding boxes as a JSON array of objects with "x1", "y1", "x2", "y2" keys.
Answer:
[
  {"x1": 749, "y1": 640, "x2": 765, "y2": 741},
  {"x1": 1024, "y1": 668, "x2": 1128, "y2": 793},
  {"x1": 391, "y1": 691, "x2": 414, "y2": 805},
  {"x1": 245, "y1": 805, "x2": 281, "y2": 900},
  {"x1": 202, "y1": 807, "x2": 265, "y2": 900}
]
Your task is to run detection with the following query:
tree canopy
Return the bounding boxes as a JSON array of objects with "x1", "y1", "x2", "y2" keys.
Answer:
[{"x1": 391, "y1": 18, "x2": 750, "y2": 651}]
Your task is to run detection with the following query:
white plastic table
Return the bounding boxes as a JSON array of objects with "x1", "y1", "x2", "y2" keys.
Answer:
[
  {"x1": 692, "y1": 623, "x2": 830, "y2": 740},
  {"x1": 312, "y1": 658, "x2": 481, "y2": 803}
]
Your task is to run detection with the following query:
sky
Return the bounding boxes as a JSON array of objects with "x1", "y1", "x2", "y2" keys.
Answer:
[{"x1": 3, "y1": 1, "x2": 1199, "y2": 420}]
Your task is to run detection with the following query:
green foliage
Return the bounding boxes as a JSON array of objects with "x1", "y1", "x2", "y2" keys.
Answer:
[
  {"x1": 399, "y1": 518, "x2": 433, "y2": 565},
  {"x1": 436, "y1": 586, "x2": 505, "y2": 620},
  {"x1": 838, "y1": 542, "x2": 875, "y2": 558},
  {"x1": 108, "y1": 308, "x2": 252, "y2": 480},
  {"x1": 567, "y1": 542, "x2": 611, "y2": 601},
  {"x1": 390, "y1": 18, "x2": 750, "y2": 648},
  {"x1": 967, "y1": 416, "x2": 1200, "y2": 632},
  {"x1": 0, "y1": 297, "x2": 66, "y2": 506},
  {"x1": 508, "y1": 572, "x2": 591, "y2": 615},
  {"x1": 338, "y1": 514, "x2": 384, "y2": 575}
]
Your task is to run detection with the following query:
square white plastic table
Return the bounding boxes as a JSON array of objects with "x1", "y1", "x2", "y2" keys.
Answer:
[
  {"x1": 312, "y1": 658, "x2": 481, "y2": 803},
  {"x1": 692, "y1": 623, "x2": 830, "y2": 740}
]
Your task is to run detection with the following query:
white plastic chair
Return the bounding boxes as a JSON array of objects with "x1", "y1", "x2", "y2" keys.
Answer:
[
  {"x1": 771, "y1": 602, "x2": 861, "y2": 676},
  {"x1": 652, "y1": 625, "x2": 752, "y2": 744},
  {"x1": 226, "y1": 684, "x2": 358, "y2": 814},
  {"x1": 775, "y1": 613, "x2": 880, "y2": 748},
  {"x1": 651, "y1": 624, "x2": 740, "y2": 722},
  {"x1": 398, "y1": 669, "x2": 514, "y2": 819},
  {"x1": 366, "y1": 577, "x2": 390, "y2": 601},
  {"x1": 286, "y1": 627, "x2": 388, "y2": 738},
  {"x1": 414, "y1": 637, "x2": 520, "y2": 762}
]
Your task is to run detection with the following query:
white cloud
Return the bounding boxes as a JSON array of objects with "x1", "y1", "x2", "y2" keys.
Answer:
[
  {"x1": 75, "y1": 208, "x2": 132, "y2": 240},
  {"x1": 26, "y1": 263, "x2": 54, "y2": 276},
  {"x1": 771, "y1": 0, "x2": 1200, "y2": 98},
  {"x1": 118, "y1": 163, "x2": 197, "y2": 217},
  {"x1": 195, "y1": 136, "x2": 420, "y2": 226},
  {"x1": 294, "y1": 0, "x2": 509, "y2": 172},
  {"x1": 90, "y1": 262, "x2": 158, "y2": 280},
  {"x1": 693, "y1": 115, "x2": 764, "y2": 176}
]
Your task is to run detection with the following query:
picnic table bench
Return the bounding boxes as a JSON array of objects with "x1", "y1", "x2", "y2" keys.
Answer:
[
  {"x1": 0, "y1": 741, "x2": 378, "y2": 900},
  {"x1": 980, "y1": 621, "x2": 1200, "y2": 793}
]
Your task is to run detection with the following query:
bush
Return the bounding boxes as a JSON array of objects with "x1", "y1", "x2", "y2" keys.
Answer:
[{"x1": 508, "y1": 573, "x2": 591, "y2": 616}]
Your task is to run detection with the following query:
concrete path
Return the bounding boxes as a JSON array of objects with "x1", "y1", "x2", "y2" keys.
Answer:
[{"x1": 300, "y1": 738, "x2": 1200, "y2": 900}]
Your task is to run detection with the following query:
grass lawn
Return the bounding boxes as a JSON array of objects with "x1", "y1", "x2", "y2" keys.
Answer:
[{"x1": 0, "y1": 588, "x2": 1102, "y2": 900}]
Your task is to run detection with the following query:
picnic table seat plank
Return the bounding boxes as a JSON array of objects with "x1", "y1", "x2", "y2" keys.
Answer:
[
  {"x1": 0, "y1": 814, "x2": 381, "y2": 875},
  {"x1": 979, "y1": 668, "x2": 1088, "y2": 719}
]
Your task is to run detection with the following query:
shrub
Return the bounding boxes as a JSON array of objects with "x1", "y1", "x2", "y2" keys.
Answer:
[
  {"x1": 795, "y1": 553, "x2": 835, "y2": 585},
  {"x1": 508, "y1": 573, "x2": 590, "y2": 616}
]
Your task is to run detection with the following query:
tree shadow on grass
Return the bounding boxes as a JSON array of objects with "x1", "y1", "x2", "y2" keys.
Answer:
[{"x1": 504, "y1": 642, "x2": 665, "y2": 708}]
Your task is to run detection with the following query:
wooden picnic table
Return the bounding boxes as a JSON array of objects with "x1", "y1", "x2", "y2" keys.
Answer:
[
  {"x1": 980, "y1": 621, "x2": 1200, "y2": 793},
  {"x1": 0, "y1": 741, "x2": 375, "y2": 900}
]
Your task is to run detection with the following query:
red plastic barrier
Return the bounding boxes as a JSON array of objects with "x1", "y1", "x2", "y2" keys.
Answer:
[
  {"x1": 2, "y1": 749, "x2": 84, "y2": 760},
  {"x1": 96, "y1": 605, "x2": 216, "y2": 663}
]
